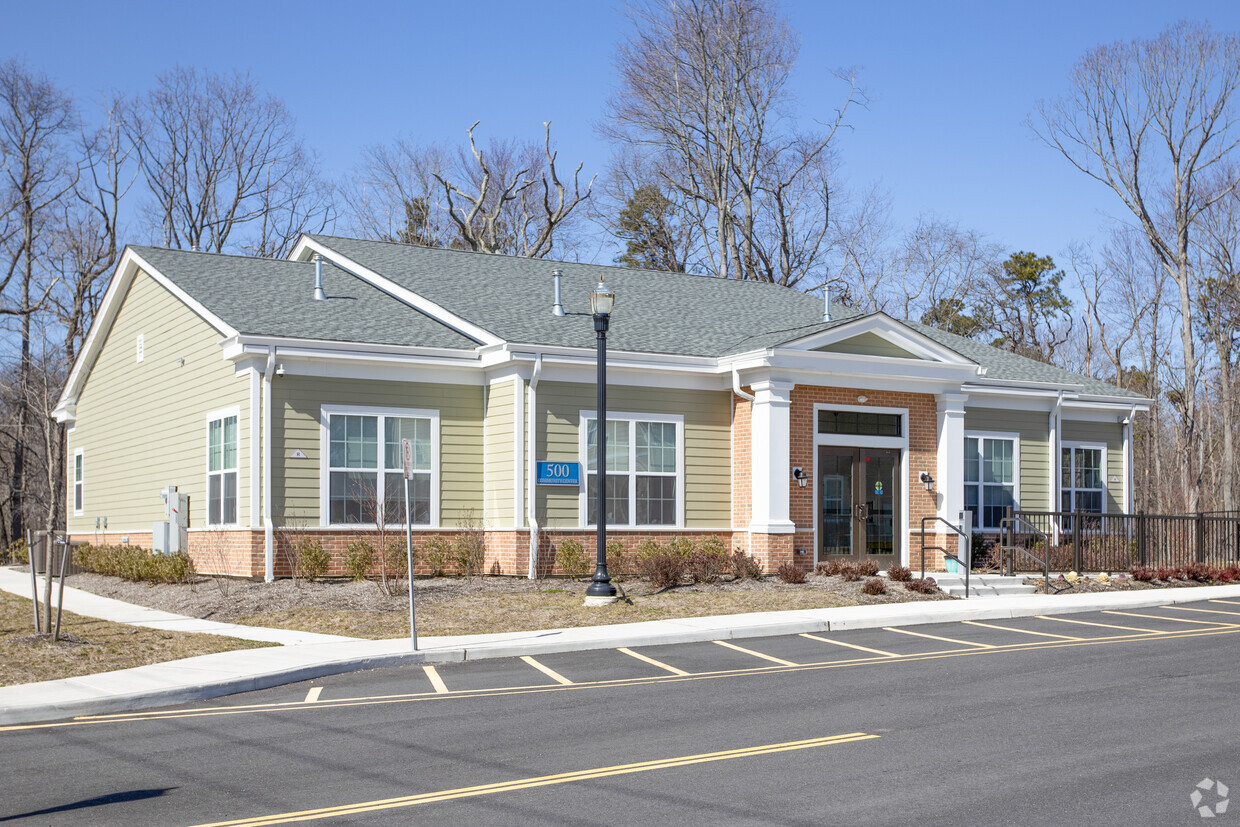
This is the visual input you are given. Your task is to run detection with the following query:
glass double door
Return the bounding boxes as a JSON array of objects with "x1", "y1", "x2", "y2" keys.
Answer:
[{"x1": 818, "y1": 446, "x2": 900, "y2": 563}]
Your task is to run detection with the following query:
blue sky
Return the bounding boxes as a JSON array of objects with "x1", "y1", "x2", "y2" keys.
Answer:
[{"x1": 6, "y1": 0, "x2": 1240, "y2": 268}]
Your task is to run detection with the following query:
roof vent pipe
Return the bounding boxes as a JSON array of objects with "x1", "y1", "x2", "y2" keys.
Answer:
[
  {"x1": 552, "y1": 268, "x2": 565, "y2": 316},
  {"x1": 313, "y1": 254, "x2": 326, "y2": 301},
  {"x1": 823, "y1": 285, "x2": 831, "y2": 322}
]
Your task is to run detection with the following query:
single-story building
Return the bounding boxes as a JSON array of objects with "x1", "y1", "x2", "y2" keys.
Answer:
[{"x1": 54, "y1": 234, "x2": 1150, "y2": 578}]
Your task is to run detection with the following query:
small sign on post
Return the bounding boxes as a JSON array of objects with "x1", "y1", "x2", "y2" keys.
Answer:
[{"x1": 401, "y1": 438, "x2": 418, "y2": 650}]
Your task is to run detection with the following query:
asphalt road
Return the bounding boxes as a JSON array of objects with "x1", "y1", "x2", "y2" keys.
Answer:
[{"x1": 5, "y1": 599, "x2": 1240, "y2": 826}]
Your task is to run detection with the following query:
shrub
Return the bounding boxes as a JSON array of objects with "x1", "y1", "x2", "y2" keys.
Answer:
[
  {"x1": 75, "y1": 544, "x2": 195, "y2": 584},
  {"x1": 1183, "y1": 562, "x2": 1218, "y2": 583},
  {"x1": 422, "y1": 535, "x2": 453, "y2": 576},
  {"x1": 970, "y1": 533, "x2": 996, "y2": 569},
  {"x1": 887, "y1": 564, "x2": 912, "y2": 582},
  {"x1": 555, "y1": 538, "x2": 589, "y2": 577},
  {"x1": 839, "y1": 562, "x2": 865, "y2": 582},
  {"x1": 730, "y1": 550, "x2": 763, "y2": 580},
  {"x1": 699, "y1": 535, "x2": 728, "y2": 557},
  {"x1": 454, "y1": 517, "x2": 487, "y2": 577},
  {"x1": 862, "y1": 577, "x2": 887, "y2": 595},
  {"x1": 904, "y1": 577, "x2": 938, "y2": 595},
  {"x1": 857, "y1": 560, "x2": 880, "y2": 577},
  {"x1": 638, "y1": 549, "x2": 685, "y2": 590},
  {"x1": 605, "y1": 540, "x2": 626, "y2": 576},
  {"x1": 1129, "y1": 565, "x2": 1156, "y2": 582},
  {"x1": 667, "y1": 537, "x2": 696, "y2": 558},
  {"x1": 7, "y1": 538, "x2": 28, "y2": 565},
  {"x1": 633, "y1": 538, "x2": 665, "y2": 561},
  {"x1": 384, "y1": 539, "x2": 410, "y2": 577},
  {"x1": 686, "y1": 549, "x2": 729, "y2": 583},
  {"x1": 344, "y1": 540, "x2": 374, "y2": 581},
  {"x1": 776, "y1": 562, "x2": 806, "y2": 584},
  {"x1": 815, "y1": 559, "x2": 844, "y2": 576},
  {"x1": 1155, "y1": 566, "x2": 1180, "y2": 581},
  {"x1": 297, "y1": 538, "x2": 330, "y2": 581}
]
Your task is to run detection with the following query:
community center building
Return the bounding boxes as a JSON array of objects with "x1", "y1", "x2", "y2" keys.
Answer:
[{"x1": 54, "y1": 235, "x2": 1150, "y2": 579}]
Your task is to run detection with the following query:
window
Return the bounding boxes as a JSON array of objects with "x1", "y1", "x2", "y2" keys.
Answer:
[
  {"x1": 964, "y1": 435, "x2": 1016, "y2": 529},
  {"x1": 818, "y1": 410, "x2": 901, "y2": 437},
  {"x1": 73, "y1": 449, "x2": 84, "y2": 516},
  {"x1": 322, "y1": 407, "x2": 436, "y2": 526},
  {"x1": 582, "y1": 413, "x2": 682, "y2": 527},
  {"x1": 1062, "y1": 444, "x2": 1105, "y2": 514},
  {"x1": 207, "y1": 412, "x2": 238, "y2": 525}
]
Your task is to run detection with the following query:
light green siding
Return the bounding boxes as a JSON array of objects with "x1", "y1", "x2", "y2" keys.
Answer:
[
  {"x1": 816, "y1": 332, "x2": 923, "y2": 360},
  {"x1": 66, "y1": 271, "x2": 250, "y2": 533},
  {"x1": 273, "y1": 376, "x2": 483, "y2": 526},
  {"x1": 534, "y1": 381, "x2": 731, "y2": 528},
  {"x1": 964, "y1": 407, "x2": 1051, "y2": 511},
  {"x1": 484, "y1": 379, "x2": 517, "y2": 525},
  {"x1": 1062, "y1": 420, "x2": 1125, "y2": 512}
]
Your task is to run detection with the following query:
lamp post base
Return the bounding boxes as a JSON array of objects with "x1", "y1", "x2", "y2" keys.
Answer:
[{"x1": 583, "y1": 594, "x2": 621, "y2": 607}]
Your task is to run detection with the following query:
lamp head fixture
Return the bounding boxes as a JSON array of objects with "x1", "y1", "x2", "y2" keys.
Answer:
[
  {"x1": 589, "y1": 274, "x2": 615, "y2": 318},
  {"x1": 792, "y1": 467, "x2": 809, "y2": 488},
  {"x1": 919, "y1": 471, "x2": 934, "y2": 492}
]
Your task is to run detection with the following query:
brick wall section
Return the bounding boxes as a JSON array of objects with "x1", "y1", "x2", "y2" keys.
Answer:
[{"x1": 730, "y1": 392, "x2": 752, "y2": 549}]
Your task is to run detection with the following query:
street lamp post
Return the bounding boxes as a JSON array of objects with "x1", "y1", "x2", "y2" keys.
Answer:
[{"x1": 586, "y1": 275, "x2": 618, "y2": 605}]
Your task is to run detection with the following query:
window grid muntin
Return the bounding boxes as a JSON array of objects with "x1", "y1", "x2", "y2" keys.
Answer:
[
  {"x1": 584, "y1": 414, "x2": 680, "y2": 527},
  {"x1": 327, "y1": 411, "x2": 434, "y2": 526}
]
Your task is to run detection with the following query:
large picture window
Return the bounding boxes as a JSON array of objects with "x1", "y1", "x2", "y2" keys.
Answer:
[
  {"x1": 964, "y1": 435, "x2": 1017, "y2": 529},
  {"x1": 1062, "y1": 444, "x2": 1105, "y2": 514},
  {"x1": 581, "y1": 413, "x2": 682, "y2": 527},
  {"x1": 322, "y1": 406, "x2": 437, "y2": 526}
]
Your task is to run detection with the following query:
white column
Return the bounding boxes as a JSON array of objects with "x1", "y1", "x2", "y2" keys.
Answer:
[
  {"x1": 748, "y1": 379, "x2": 796, "y2": 535},
  {"x1": 936, "y1": 393, "x2": 967, "y2": 524}
]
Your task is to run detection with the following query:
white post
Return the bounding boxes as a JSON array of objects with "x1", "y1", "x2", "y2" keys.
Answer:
[{"x1": 748, "y1": 379, "x2": 796, "y2": 535}]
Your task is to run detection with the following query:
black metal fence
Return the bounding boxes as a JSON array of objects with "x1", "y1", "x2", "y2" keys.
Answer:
[{"x1": 1001, "y1": 509, "x2": 1240, "y2": 573}]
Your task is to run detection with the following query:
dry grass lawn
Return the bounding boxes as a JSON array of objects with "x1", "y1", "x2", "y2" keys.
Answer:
[
  {"x1": 238, "y1": 584, "x2": 862, "y2": 639},
  {"x1": 0, "y1": 591, "x2": 273, "y2": 687}
]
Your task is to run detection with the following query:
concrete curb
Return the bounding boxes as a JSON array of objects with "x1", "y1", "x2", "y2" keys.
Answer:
[{"x1": 5, "y1": 582, "x2": 1240, "y2": 727}]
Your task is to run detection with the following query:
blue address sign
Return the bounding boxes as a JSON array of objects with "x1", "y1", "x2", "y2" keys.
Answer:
[{"x1": 537, "y1": 461, "x2": 580, "y2": 486}]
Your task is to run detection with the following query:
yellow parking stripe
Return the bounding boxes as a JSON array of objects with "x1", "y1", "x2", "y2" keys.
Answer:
[
  {"x1": 713, "y1": 639, "x2": 797, "y2": 666},
  {"x1": 187, "y1": 732, "x2": 880, "y2": 826},
  {"x1": 1103, "y1": 610, "x2": 1237, "y2": 627},
  {"x1": 961, "y1": 620, "x2": 1082, "y2": 641},
  {"x1": 520, "y1": 656, "x2": 574, "y2": 685},
  {"x1": 1209, "y1": 599, "x2": 1240, "y2": 607},
  {"x1": 882, "y1": 626, "x2": 994, "y2": 648},
  {"x1": 798, "y1": 633, "x2": 899, "y2": 658},
  {"x1": 617, "y1": 647, "x2": 690, "y2": 676},
  {"x1": 1167, "y1": 605, "x2": 1240, "y2": 618},
  {"x1": 1036, "y1": 615, "x2": 1166, "y2": 634},
  {"x1": 422, "y1": 665, "x2": 449, "y2": 694},
  {"x1": 303, "y1": 687, "x2": 322, "y2": 703}
]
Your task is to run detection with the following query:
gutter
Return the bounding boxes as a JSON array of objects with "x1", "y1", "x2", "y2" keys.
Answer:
[
  {"x1": 527, "y1": 354, "x2": 543, "y2": 579},
  {"x1": 732, "y1": 368, "x2": 755, "y2": 402}
]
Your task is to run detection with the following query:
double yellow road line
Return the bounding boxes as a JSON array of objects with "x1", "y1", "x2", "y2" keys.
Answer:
[{"x1": 189, "y1": 732, "x2": 880, "y2": 826}]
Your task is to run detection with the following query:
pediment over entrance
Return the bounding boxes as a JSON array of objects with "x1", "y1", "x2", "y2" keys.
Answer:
[{"x1": 779, "y1": 312, "x2": 976, "y2": 367}]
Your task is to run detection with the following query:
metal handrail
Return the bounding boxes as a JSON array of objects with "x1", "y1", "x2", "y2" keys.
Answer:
[
  {"x1": 999, "y1": 513, "x2": 1050, "y2": 594},
  {"x1": 921, "y1": 516, "x2": 972, "y2": 598}
]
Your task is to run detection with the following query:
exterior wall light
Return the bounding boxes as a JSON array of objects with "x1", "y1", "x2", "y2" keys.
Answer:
[
  {"x1": 792, "y1": 467, "x2": 809, "y2": 488},
  {"x1": 919, "y1": 471, "x2": 934, "y2": 491}
]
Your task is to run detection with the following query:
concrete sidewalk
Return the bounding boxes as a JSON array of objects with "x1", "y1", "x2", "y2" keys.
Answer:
[
  {"x1": 0, "y1": 567, "x2": 357, "y2": 645},
  {"x1": 5, "y1": 576, "x2": 1240, "y2": 727}
]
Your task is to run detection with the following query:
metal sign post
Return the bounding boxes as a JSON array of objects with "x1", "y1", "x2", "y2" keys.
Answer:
[{"x1": 401, "y1": 438, "x2": 418, "y2": 651}]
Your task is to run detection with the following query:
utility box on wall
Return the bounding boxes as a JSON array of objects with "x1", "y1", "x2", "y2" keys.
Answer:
[{"x1": 153, "y1": 485, "x2": 189, "y2": 554}]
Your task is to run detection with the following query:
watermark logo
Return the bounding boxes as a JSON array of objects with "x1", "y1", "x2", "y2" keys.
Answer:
[{"x1": 1191, "y1": 778, "x2": 1230, "y2": 818}]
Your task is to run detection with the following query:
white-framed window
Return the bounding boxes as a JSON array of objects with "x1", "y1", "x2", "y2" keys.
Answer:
[
  {"x1": 73, "y1": 448, "x2": 84, "y2": 516},
  {"x1": 579, "y1": 411, "x2": 684, "y2": 527},
  {"x1": 207, "y1": 408, "x2": 239, "y2": 525},
  {"x1": 320, "y1": 405, "x2": 438, "y2": 527},
  {"x1": 1062, "y1": 442, "x2": 1106, "y2": 514},
  {"x1": 964, "y1": 432, "x2": 1019, "y2": 530}
]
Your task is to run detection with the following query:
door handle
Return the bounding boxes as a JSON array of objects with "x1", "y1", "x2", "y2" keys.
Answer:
[{"x1": 854, "y1": 503, "x2": 868, "y2": 521}]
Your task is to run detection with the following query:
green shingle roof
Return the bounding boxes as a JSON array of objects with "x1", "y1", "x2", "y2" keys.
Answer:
[
  {"x1": 132, "y1": 246, "x2": 479, "y2": 350},
  {"x1": 129, "y1": 237, "x2": 1142, "y2": 400}
]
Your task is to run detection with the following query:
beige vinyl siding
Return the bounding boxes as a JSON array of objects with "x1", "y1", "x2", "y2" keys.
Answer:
[
  {"x1": 274, "y1": 376, "x2": 482, "y2": 526},
  {"x1": 1062, "y1": 420, "x2": 1124, "y2": 512},
  {"x1": 964, "y1": 407, "x2": 1051, "y2": 511},
  {"x1": 66, "y1": 271, "x2": 250, "y2": 533},
  {"x1": 535, "y1": 381, "x2": 731, "y2": 529},
  {"x1": 484, "y1": 379, "x2": 516, "y2": 526},
  {"x1": 816, "y1": 332, "x2": 923, "y2": 360}
]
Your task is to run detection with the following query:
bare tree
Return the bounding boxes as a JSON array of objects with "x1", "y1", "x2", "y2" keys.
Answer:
[
  {"x1": 343, "y1": 121, "x2": 593, "y2": 258},
  {"x1": 0, "y1": 60, "x2": 76, "y2": 547},
  {"x1": 1033, "y1": 21, "x2": 1240, "y2": 510},
  {"x1": 605, "y1": 0, "x2": 862, "y2": 287},
  {"x1": 128, "y1": 67, "x2": 332, "y2": 257}
]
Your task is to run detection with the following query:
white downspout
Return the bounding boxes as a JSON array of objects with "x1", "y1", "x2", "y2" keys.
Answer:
[
  {"x1": 732, "y1": 367, "x2": 756, "y2": 402},
  {"x1": 526, "y1": 354, "x2": 543, "y2": 579},
  {"x1": 1124, "y1": 404, "x2": 1136, "y2": 513},
  {"x1": 1050, "y1": 390, "x2": 1063, "y2": 545},
  {"x1": 263, "y1": 348, "x2": 275, "y2": 582}
]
